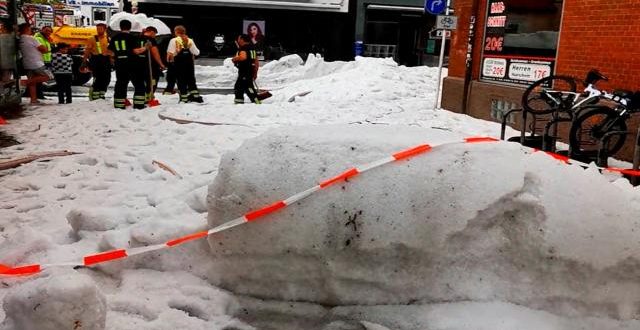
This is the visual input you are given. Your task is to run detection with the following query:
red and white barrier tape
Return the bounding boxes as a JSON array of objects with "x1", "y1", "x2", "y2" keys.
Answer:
[
  {"x1": 533, "y1": 149, "x2": 640, "y2": 177},
  {"x1": 1, "y1": 136, "x2": 637, "y2": 277}
]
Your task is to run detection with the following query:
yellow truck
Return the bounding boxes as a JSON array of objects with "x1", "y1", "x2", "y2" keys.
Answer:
[{"x1": 51, "y1": 25, "x2": 98, "y2": 46}]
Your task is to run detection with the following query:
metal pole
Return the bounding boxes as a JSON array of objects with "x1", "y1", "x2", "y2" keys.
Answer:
[
  {"x1": 434, "y1": 0, "x2": 450, "y2": 110},
  {"x1": 633, "y1": 127, "x2": 640, "y2": 170},
  {"x1": 632, "y1": 127, "x2": 640, "y2": 186}
]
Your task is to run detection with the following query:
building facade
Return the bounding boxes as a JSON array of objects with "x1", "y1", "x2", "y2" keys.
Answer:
[
  {"x1": 442, "y1": 0, "x2": 640, "y2": 157},
  {"x1": 137, "y1": 0, "x2": 355, "y2": 61},
  {"x1": 354, "y1": 0, "x2": 446, "y2": 66},
  {"x1": 137, "y1": 0, "x2": 447, "y2": 64}
]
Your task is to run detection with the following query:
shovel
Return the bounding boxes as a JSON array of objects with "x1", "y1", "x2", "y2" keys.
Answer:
[{"x1": 147, "y1": 43, "x2": 160, "y2": 107}]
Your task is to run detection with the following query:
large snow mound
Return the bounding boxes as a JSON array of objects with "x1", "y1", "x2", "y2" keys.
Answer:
[
  {"x1": 195, "y1": 54, "x2": 436, "y2": 103},
  {"x1": 207, "y1": 124, "x2": 640, "y2": 320},
  {"x1": 173, "y1": 55, "x2": 439, "y2": 127}
]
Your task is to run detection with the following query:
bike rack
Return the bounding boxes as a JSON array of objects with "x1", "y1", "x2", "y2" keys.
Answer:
[
  {"x1": 598, "y1": 130, "x2": 630, "y2": 167},
  {"x1": 598, "y1": 127, "x2": 640, "y2": 185},
  {"x1": 500, "y1": 108, "x2": 522, "y2": 141},
  {"x1": 500, "y1": 108, "x2": 566, "y2": 152},
  {"x1": 597, "y1": 129, "x2": 636, "y2": 169},
  {"x1": 500, "y1": 107, "x2": 562, "y2": 151},
  {"x1": 633, "y1": 127, "x2": 640, "y2": 186},
  {"x1": 543, "y1": 106, "x2": 598, "y2": 158},
  {"x1": 541, "y1": 114, "x2": 571, "y2": 153}
]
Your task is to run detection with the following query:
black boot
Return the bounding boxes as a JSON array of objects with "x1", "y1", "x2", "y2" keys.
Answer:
[{"x1": 188, "y1": 94, "x2": 204, "y2": 103}]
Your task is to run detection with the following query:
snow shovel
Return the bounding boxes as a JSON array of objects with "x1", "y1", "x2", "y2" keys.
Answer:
[
  {"x1": 147, "y1": 43, "x2": 160, "y2": 107},
  {"x1": 255, "y1": 81, "x2": 272, "y2": 101}
]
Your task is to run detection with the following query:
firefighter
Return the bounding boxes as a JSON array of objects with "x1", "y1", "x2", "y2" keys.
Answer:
[
  {"x1": 108, "y1": 19, "x2": 148, "y2": 109},
  {"x1": 166, "y1": 25, "x2": 203, "y2": 103},
  {"x1": 142, "y1": 26, "x2": 165, "y2": 103},
  {"x1": 231, "y1": 34, "x2": 260, "y2": 104},
  {"x1": 82, "y1": 22, "x2": 112, "y2": 101}
]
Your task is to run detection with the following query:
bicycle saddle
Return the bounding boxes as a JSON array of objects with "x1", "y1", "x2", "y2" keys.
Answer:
[{"x1": 584, "y1": 69, "x2": 608, "y2": 85}]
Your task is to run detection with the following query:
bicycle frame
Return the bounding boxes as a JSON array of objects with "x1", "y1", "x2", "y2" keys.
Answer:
[{"x1": 541, "y1": 84, "x2": 627, "y2": 113}]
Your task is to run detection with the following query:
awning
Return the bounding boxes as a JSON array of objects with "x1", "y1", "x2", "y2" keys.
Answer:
[
  {"x1": 137, "y1": 0, "x2": 348, "y2": 13},
  {"x1": 366, "y1": 4, "x2": 424, "y2": 12}
]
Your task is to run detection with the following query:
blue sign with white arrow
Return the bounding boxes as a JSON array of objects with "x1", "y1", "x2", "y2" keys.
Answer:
[{"x1": 425, "y1": 0, "x2": 446, "y2": 15}]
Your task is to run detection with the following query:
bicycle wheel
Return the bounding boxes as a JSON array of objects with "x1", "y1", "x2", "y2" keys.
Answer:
[
  {"x1": 522, "y1": 75, "x2": 578, "y2": 115},
  {"x1": 569, "y1": 106, "x2": 627, "y2": 155}
]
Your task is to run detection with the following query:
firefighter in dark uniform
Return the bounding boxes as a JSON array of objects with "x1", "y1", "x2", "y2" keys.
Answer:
[
  {"x1": 166, "y1": 25, "x2": 203, "y2": 103},
  {"x1": 82, "y1": 22, "x2": 111, "y2": 100},
  {"x1": 231, "y1": 34, "x2": 260, "y2": 104},
  {"x1": 108, "y1": 19, "x2": 147, "y2": 109},
  {"x1": 142, "y1": 26, "x2": 165, "y2": 102}
]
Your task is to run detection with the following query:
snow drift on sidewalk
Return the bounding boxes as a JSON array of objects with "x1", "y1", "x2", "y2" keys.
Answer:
[{"x1": 207, "y1": 125, "x2": 640, "y2": 320}]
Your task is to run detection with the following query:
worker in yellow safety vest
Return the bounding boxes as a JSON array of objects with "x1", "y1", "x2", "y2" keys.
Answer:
[
  {"x1": 82, "y1": 22, "x2": 112, "y2": 100},
  {"x1": 166, "y1": 25, "x2": 203, "y2": 103},
  {"x1": 32, "y1": 25, "x2": 53, "y2": 99}
]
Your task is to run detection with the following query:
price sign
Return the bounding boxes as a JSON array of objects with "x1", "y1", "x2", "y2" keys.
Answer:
[
  {"x1": 483, "y1": 58, "x2": 507, "y2": 78},
  {"x1": 508, "y1": 62, "x2": 552, "y2": 82}
]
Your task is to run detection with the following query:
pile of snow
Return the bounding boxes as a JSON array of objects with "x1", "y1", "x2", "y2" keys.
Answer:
[
  {"x1": 207, "y1": 125, "x2": 640, "y2": 319},
  {"x1": 194, "y1": 54, "x2": 435, "y2": 103},
  {"x1": 173, "y1": 54, "x2": 440, "y2": 128},
  {"x1": 2, "y1": 271, "x2": 107, "y2": 330}
]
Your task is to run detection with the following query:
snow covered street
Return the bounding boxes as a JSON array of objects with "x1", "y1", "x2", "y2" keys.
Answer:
[{"x1": 1, "y1": 55, "x2": 640, "y2": 330}]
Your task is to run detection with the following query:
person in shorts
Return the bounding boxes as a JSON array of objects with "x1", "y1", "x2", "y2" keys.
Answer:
[{"x1": 18, "y1": 23, "x2": 51, "y2": 104}]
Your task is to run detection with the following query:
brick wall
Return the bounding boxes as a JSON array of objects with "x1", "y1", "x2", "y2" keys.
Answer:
[
  {"x1": 448, "y1": 0, "x2": 488, "y2": 80},
  {"x1": 556, "y1": 0, "x2": 640, "y2": 92}
]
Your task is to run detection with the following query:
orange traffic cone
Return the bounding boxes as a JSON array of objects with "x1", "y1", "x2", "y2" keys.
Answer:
[{"x1": 0, "y1": 116, "x2": 7, "y2": 125}]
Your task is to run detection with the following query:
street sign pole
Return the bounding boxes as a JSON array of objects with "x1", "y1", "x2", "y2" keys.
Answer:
[{"x1": 434, "y1": 0, "x2": 450, "y2": 110}]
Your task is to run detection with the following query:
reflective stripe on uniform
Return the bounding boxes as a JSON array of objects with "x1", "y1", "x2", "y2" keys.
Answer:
[
  {"x1": 114, "y1": 40, "x2": 126, "y2": 52},
  {"x1": 114, "y1": 98, "x2": 126, "y2": 108},
  {"x1": 133, "y1": 96, "x2": 146, "y2": 105}
]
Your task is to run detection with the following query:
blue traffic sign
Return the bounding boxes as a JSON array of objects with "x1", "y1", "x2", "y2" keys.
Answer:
[{"x1": 425, "y1": 0, "x2": 446, "y2": 15}]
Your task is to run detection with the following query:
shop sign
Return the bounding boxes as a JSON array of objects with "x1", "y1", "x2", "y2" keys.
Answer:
[
  {"x1": 482, "y1": 56, "x2": 553, "y2": 85},
  {"x1": 508, "y1": 60, "x2": 551, "y2": 82},
  {"x1": 482, "y1": 57, "x2": 506, "y2": 78}
]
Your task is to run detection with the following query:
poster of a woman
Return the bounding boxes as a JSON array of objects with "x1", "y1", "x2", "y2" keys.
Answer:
[{"x1": 242, "y1": 20, "x2": 265, "y2": 58}]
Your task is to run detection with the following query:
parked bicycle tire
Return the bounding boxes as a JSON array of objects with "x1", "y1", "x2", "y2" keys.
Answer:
[
  {"x1": 569, "y1": 105, "x2": 627, "y2": 155},
  {"x1": 522, "y1": 75, "x2": 578, "y2": 115}
]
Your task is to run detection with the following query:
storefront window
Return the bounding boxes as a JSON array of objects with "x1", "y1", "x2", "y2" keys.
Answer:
[
  {"x1": 93, "y1": 8, "x2": 107, "y2": 23},
  {"x1": 481, "y1": 0, "x2": 563, "y2": 86}
]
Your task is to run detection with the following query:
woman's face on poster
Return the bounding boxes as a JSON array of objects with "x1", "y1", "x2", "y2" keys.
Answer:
[{"x1": 249, "y1": 25, "x2": 259, "y2": 37}]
